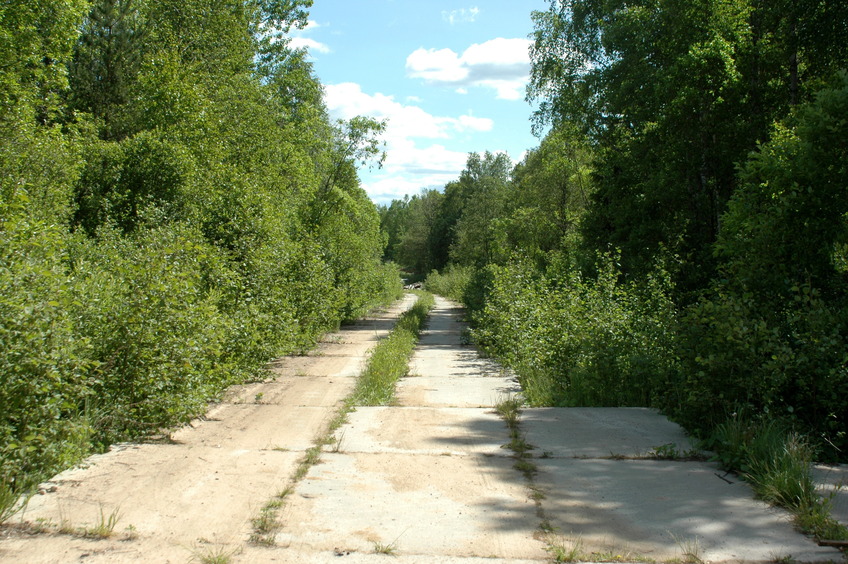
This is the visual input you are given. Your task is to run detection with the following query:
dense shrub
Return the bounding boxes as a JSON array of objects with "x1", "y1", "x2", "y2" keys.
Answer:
[
  {"x1": 68, "y1": 225, "x2": 231, "y2": 445},
  {"x1": 474, "y1": 252, "x2": 678, "y2": 407},
  {"x1": 1, "y1": 200, "x2": 91, "y2": 490},
  {"x1": 424, "y1": 264, "x2": 475, "y2": 303}
]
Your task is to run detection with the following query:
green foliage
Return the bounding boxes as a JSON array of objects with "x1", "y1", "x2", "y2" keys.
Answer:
[
  {"x1": 474, "y1": 252, "x2": 678, "y2": 408},
  {"x1": 68, "y1": 224, "x2": 230, "y2": 443},
  {"x1": 73, "y1": 131, "x2": 193, "y2": 234},
  {"x1": 0, "y1": 0, "x2": 401, "y2": 496},
  {"x1": 424, "y1": 265, "x2": 474, "y2": 303},
  {"x1": 0, "y1": 197, "x2": 92, "y2": 489}
]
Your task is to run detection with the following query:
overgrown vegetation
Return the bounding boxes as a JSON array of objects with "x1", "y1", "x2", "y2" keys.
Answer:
[
  {"x1": 1, "y1": 0, "x2": 402, "y2": 500},
  {"x1": 382, "y1": 1, "x2": 848, "y2": 469},
  {"x1": 378, "y1": 0, "x2": 848, "y2": 541}
]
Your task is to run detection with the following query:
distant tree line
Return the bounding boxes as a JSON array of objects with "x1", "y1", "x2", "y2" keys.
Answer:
[
  {"x1": 1, "y1": 0, "x2": 401, "y2": 493},
  {"x1": 381, "y1": 0, "x2": 848, "y2": 461}
]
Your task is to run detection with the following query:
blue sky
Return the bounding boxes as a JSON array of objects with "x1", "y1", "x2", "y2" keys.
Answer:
[{"x1": 289, "y1": 1, "x2": 549, "y2": 205}]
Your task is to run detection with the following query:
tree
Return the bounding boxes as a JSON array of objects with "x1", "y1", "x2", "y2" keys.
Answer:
[
  {"x1": 70, "y1": 0, "x2": 147, "y2": 139},
  {"x1": 528, "y1": 0, "x2": 848, "y2": 294}
]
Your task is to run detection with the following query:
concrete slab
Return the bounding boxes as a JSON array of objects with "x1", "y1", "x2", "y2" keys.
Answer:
[
  {"x1": 235, "y1": 548, "x2": 545, "y2": 563},
  {"x1": 172, "y1": 404, "x2": 333, "y2": 451},
  {"x1": 396, "y1": 375, "x2": 521, "y2": 407},
  {"x1": 535, "y1": 457, "x2": 840, "y2": 562},
  {"x1": 409, "y1": 348, "x2": 504, "y2": 379},
  {"x1": 338, "y1": 407, "x2": 510, "y2": 456},
  {"x1": 813, "y1": 464, "x2": 848, "y2": 527},
  {"x1": 16, "y1": 445, "x2": 299, "y2": 550},
  {"x1": 277, "y1": 452, "x2": 547, "y2": 560},
  {"x1": 222, "y1": 375, "x2": 357, "y2": 407},
  {"x1": 522, "y1": 407, "x2": 699, "y2": 458}
]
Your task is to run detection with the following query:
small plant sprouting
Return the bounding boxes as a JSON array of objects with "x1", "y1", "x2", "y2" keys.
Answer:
[
  {"x1": 545, "y1": 534, "x2": 583, "y2": 563},
  {"x1": 190, "y1": 542, "x2": 240, "y2": 564},
  {"x1": 254, "y1": 392, "x2": 264, "y2": 403},
  {"x1": 373, "y1": 540, "x2": 398, "y2": 555},
  {"x1": 670, "y1": 533, "x2": 703, "y2": 564},
  {"x1": 83, "y1": 505, "x2": 121, "y2": 539}
]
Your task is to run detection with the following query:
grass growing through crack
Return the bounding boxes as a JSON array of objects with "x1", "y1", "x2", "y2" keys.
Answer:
[
  {"x1": 248, "y1": 293, "x2": 434, "y2": 546},
  {"x1": 708, "y1": 416, "x2": 848, "y2": 542},
  {"x1": 352, "y1": 291, "x2": 435, "y2": 406}
]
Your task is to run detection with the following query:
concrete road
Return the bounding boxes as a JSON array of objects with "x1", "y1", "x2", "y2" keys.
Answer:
[
  {"x1": 3, "y1": 294, "x2": 844, "y2": 563},
  {"x1": 253, "y1": 295, "x2": 844, "y2": 563}
]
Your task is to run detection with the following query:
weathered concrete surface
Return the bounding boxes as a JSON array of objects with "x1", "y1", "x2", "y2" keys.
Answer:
[
  {"x1": 338, "y1": 406, "x2": 508, "y2": 455},
  {"x1": 813, "y1": 464, "x2": 848, "y2": 527},
  {"x1": 536, "y1": 457, "x2": 835, "y2": 562},
  {"x1": 276, "y1": 452, "x2": 544, "y2": 559},
  {"x1": 0, "y1": 296, "x2": 419, "y2": 564},
  {"x1": 521, "y1": 407, "x2": 699, "y2": 459},
  {"x1": 271, "y1": 296, "x2": 548, "y2": 562}
]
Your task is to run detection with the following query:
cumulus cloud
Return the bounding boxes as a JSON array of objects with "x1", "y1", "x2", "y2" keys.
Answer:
[
  {"x1": 442, "y1": 7, "x2": 480, "y2": 25},
  {"x1": 406, "y1": 37, "x2": 532, "y2": 100},
  {"x1": 324, "y1": 82, "x2": 495, "y2": 202},
  {"x1": 288, "y1": 37, "x2": 331, "y2": 54},
  {"x1": 287, "y1": 19, "x2": 330, "y2": 55}
]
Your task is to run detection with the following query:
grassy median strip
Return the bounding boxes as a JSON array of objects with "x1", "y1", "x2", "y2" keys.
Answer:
[
  {"x1": 351, "y1": 291, "x2": 434, "y2": 406},
  {"x1": 249, "y1": 292, "x2": 434, "y2": 546}
]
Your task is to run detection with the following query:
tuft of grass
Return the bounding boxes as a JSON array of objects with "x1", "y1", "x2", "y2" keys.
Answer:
[
  {"x1": 0, "y1": 480, "x2": 25, "y2": 525},
  {"x1": 708, "y1": 416, "x2": 848, "y2": 542},
  {"x1": 545, "y1": 534, "x2": 583, "y2": 563},
  {"x1": 190, "y1": 543, "x2": 240, "y2": 564},
  {"x1": 82, "y1": 505, "x2": 121, "y2": 539},
  {"x1": 670, "y1": 533, "x2": 703, "y2": 564},
  {"x1": 373, "y1": 540, "x2": 398, "y2": 555}
]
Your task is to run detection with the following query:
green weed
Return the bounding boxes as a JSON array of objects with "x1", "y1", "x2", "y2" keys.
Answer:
[
  {"x1": 190, "y1": 543, "x2": 239, "y2": 564},
  {"x1": 82, "y1": 505, "x2": 121, "y2": 539},
  {"x1": 545, "y1": 534, "x2": 583, "y2": 563},
  {"x1": 373, "y1": 540, "x2": 398, "y2": 555},
  {"x1": 708, "y1": 416, "x2": 848, "y2": 541},
  {"x1": 0, "y1": 481, "x2": 25, "y2": 525}
]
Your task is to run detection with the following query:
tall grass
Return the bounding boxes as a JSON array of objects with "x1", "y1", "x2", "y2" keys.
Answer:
[
  {"x1": 352, "y1": 292, "x2": 435, "y2": 405},
  {"x1": 709, "y1": 416, "x2": 848, "y2": 541}
]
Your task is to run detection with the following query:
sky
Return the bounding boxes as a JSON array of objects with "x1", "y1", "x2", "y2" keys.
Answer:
[{"x1": 288, "y1": 0, "x2": 549, "y2": 205}]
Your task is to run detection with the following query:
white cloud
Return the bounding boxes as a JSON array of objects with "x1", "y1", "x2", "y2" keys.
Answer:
[
  {"x1": 324, "y1": 83, "x2": 495, "y2": 202},
  {"x1": 288, "y1": 37, "x2": 331, "y2": 54},
  {"x1": 442, "y1": 7, "x2": 481, "y2": 25},
  {"x1": 286, "y1": 19, "x2": 330, "y2": 55},
  {"x1": 406, "y1": 37, "x2": 532, "y2": 100}
]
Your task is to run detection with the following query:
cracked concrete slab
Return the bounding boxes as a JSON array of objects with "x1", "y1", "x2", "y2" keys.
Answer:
[
  {"x1": 337, "y1": 406, "x2": 510, "y2": 456},
  {"x1": 276, "y1": 452, "x2": 547, "y2": 560},
  {"x1": 534, "y1": 457, "x2": 838, "y2": 562}
]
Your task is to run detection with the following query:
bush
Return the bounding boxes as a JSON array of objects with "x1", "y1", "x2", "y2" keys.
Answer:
[
  {"x1": 68, "y1": 224, "x2": 230, "y2": 445},
  {"x1": 424, "y1": 264, "x2": 475, "y2": 303},
  {"x1": 1, "y1": 198, "x2": 91, "y2": 490},
  {"x1": 474, "y1": 252, "x2": 679, "y2": 408}
]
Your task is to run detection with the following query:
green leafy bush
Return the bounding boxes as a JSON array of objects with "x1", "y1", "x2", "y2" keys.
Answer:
[
  {"x1": 1, "y1": 198, "x2": 91, "y2": 490},
  {"x1": 67, "y1": 224, "x2": 231, "y2": 444},
  {"x1": 474, "y1": 252, "x2": 678, "y2": 408},
  {"x1": 424, "y1": 264, "x2": 475, "y2": 303}
]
